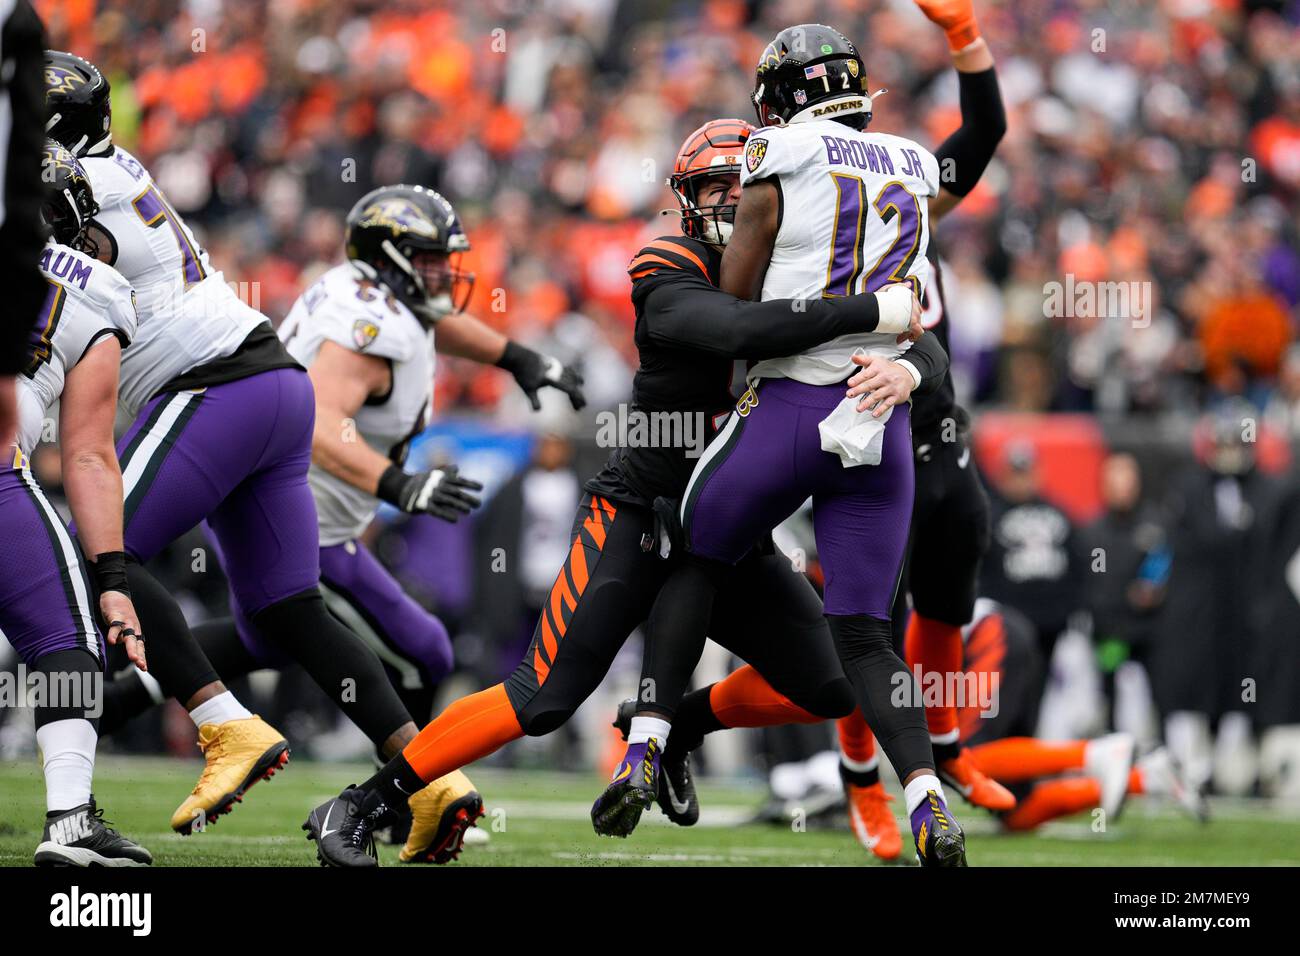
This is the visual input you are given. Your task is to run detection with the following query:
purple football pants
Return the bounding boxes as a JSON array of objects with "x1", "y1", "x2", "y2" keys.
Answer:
[
  {"x1": 230, "y1": 537, "x2": 454, "y2": 690},
  {"x1": 116, "y1": 368, "x2": 320, "y2": 617},
  {"x1": 0, "y1": 465, "x2": 103, "y2": 666},
  {"x1": 681, "y1": 377, "x2": 914, "y2": 617}
]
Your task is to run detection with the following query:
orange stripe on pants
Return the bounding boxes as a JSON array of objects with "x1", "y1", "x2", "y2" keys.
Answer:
[{"x1": 532, "y1": 496, "x2": 611, "y2": 689}]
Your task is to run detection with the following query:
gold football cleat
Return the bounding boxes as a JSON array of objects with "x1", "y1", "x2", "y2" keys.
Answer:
[
  {"x1": 399, "y1": 769, "x2": 484, "y2": 864},
  {"x1": 170, "y1": 716, "x2": 290, "y2": 834}
]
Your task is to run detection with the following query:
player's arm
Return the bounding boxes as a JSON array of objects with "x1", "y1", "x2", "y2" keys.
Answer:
[
  {"x1": 918, "y1": 0, "x2": 1006, "y2": 222},
  {"x1": 307, "y1": 340, "x2": 395, "y2": 495},
  {"x1": 719, "y1": 179, "x2": 779, "y2": 301},
  {"x1": 898, "y1": 331, "x2": 950, "y2": 393},
  {"x1": 434, "y1": 311, "x2": 585, "y2": 411},
  {"x1": 59, "y1": 335, "x2": 145, "y2": 668},
  {"x1": 641, "y1": 273, "x2": 922, "y2": 359},
  {"x1": 310, "y1": 341, "x2": 484, "y2": 523}
]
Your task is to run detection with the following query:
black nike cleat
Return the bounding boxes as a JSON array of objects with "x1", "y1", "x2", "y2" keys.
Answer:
[
  {"x1": 34, "y1": 798, "x2": 152, "y2": 867},
  {"x1": 303, "y1": 785, "x2": 392, "y2": 868},
  {"x1": 613, "y1": 698, "x2": 698, "y2": 827},
  {"x1": 657, "y1": 748, "x2": 699, "y2": 827}
]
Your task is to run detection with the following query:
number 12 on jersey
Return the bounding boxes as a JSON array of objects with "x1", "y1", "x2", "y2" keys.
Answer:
[{"x1": 824, "y1": 175, "x2": 922, "y2": 298}]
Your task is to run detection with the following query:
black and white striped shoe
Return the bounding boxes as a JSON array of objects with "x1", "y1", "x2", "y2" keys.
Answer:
[{"x1": 34, "y1": 798, "x2": 153, "y2": 867}]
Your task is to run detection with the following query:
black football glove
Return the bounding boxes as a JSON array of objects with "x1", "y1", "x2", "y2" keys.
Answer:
[
  {"x1": 378, "y1": 464, "x2": 483, "y2": 523},
  {"x1": 496, "y1": 340, "x2": 586, "y2": 411}
]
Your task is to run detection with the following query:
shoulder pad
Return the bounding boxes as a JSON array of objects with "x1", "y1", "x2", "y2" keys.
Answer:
[{"x1": 627, "y1": 236, "x2": 717, "y2": 285}]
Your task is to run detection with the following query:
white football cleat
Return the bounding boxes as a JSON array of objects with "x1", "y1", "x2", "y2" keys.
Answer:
[
  {"x1": 1138, "y1": 747, "x2": 1210, "y2": 822},
  {"x1": 1085, "y1": 732, "x2": 1137, "y2": 822}
]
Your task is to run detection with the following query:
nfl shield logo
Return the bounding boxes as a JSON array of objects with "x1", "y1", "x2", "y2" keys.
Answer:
[
  {"x1": 794, "y1": 89, "x2": 807, "y2": 106},
  {"x1": 745, "y1": 138, "x2": 768, "y2": 174},
  {"x1": 353, "y1": 319, "x2": 380, "y2": 350}
]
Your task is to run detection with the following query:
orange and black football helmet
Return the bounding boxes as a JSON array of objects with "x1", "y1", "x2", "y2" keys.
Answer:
[{"x1": 667, "y1": 118, "x2": 753, "y2": 246}]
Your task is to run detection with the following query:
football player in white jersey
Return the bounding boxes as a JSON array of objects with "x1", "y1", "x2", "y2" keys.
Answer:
[
  {"x1": 46, "y1": 49, "x2": 295, "y2": 834},
  {"x1": 47, "y1": 53, "x2": 585, "y2": 849},
  {"x1": 616, "y1": 24, "x2": 968, "y2": 865},
  {"x1": 86, "y1": 182, "x2": 588, "y2": 864},
  {"x1": 0, "y1": 141, "x2": 150, "y2": 865}
]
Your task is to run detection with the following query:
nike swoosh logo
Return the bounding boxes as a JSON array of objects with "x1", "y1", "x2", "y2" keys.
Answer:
[
  {"x1": 393, "y1": 779, "x2": 411, "y2": 795},
  {"x1": 956, "y1": 447, "x2": 970, "y2": 469},
  {"x1": 665, "y1": 776, "x2": 691, "y2": 814},
  {"x1": 320, "y1": 803, "x2": 337, "y2": 839}
]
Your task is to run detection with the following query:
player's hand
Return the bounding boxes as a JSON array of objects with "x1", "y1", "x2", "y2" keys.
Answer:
[
  {"x1": 100, "y1": 591, "x2": 147, "y2": 671},
  {"x1": 873, "y1": 283, "x2": 924, "y2": 343},
  {"x1": 497, "y1": 341, "x2": 586, "y2": 412},
  {"x1": 846, "y1": 354, "x2": 917, "y2": 417},
  {"x1": 914, "y1": 0, "x2": 980, "y2": 50},
  {"x1": 380, "y1": 464, "x2": 484, "y2": 522}
]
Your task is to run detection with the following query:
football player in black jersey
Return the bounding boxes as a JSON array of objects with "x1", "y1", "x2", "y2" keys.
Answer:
[
  {"x1": 602, "y1": 0, "x2": 1011, "y2": 863},
  {"x1": 303, "y1": 117, "x2": 951, "y2": 866}
]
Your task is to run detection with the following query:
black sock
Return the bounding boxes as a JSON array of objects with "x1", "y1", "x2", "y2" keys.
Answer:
[
  {"x1": 361, "y1": 752, "x2": 425, "y2": 813},
  {"x1": 126, "y1": 561, "x2": 220, "y2": 704},
  {"x1": 668, "y1": 684, "x2": 725, "y2": 756},
  {"x1": 931, "y1": 738, "x2": 961, "y2": 765},
  {"x1": 640, "y1": 556, "x2": 728, "y2": 719},
  {"x1": 250, "y1": 589, "x2": 412, "y2": 746},
  {"x1": 827, "y1": 613, "x2": 934, "y2": 782},
  {"x1": 32, "y1": 648, "x2": 102, "y2": 730},
  {"x1": 840, "y1": 760, "x2": 881, "y2": 789}
]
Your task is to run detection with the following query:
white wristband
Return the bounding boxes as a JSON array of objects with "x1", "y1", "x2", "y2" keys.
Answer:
[
  {"x1": 873, "y1": 283, "x2": 915, "y2": 334},
  {"x1": 896, "y1": 359, "x2": 922, "y2": 391}
]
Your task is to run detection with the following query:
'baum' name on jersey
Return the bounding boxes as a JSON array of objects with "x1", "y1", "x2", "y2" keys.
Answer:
[{"x1": 15, "y1": 241, "x2": 137, "y2": 459}]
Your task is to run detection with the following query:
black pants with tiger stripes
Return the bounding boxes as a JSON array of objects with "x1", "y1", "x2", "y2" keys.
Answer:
[{"x1": 503, "y1": 492, "x2": 852, "y2": 736}]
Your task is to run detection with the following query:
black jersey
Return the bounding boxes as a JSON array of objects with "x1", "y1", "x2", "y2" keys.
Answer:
[
  {"x1": 586, "y1": 234, "x2": 950, "y2": 507},
  {"x1": 910, "y1": 254, "x2": 964, "y2": 441}
]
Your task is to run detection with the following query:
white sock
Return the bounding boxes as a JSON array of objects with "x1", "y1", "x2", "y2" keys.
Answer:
[
  {"x1": 37, "y1": 719, "x2": 97, "y2": 813},
  {"x1": 188, "y1": 691, "x2": 252, "y2": 728},
  {"x1": 627, "y1": 715, "x2": 671, "y2": 749},
  {"x1": 903, "y1": 772, "x2": 946, "y2": 815}
]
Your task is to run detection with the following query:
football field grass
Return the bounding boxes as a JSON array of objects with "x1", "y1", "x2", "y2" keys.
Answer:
[{"x1": 1, "y1": 756, "x2": 1296, "y2": 867}]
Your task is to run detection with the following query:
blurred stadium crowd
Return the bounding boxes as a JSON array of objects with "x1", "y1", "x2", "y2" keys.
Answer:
[
  {"x1": 39, "y1": 0, "x2": 1300, "y2": 419},
  {"x1": 9, "y1": 0, "x2": 1298, "y2": 797}
]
